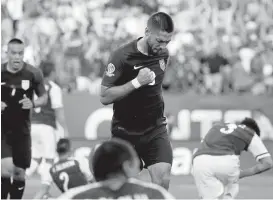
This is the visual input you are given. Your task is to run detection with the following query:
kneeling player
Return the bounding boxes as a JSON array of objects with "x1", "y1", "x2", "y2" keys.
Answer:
[
  {"x1": 192, "y1": 118, "x2": 273, "y2": 199},
  {"x1": 34, "y1": 138, "x2": 93, "y2": 199},
  {"x1": 58, "y1": 138, "x2": 175, "y2": 199}
]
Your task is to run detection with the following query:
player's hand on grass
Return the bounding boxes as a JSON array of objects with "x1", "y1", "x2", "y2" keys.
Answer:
[
  {"x1": 19, "y1": 94, "x2": 34, "y2": 109},
  {"x1": 1, "y1": 101, "x2": 7, "y2": 112},
  {"x1": 136, "y1": 68, "x2": 156, "y2": 86}
]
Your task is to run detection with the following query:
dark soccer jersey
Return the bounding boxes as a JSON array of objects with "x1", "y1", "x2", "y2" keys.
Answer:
[
  {"x1": 49, "y1": 158, "x2": 88, "y2": 193},
  {"x1": 1, "y1": 62, "x2": 45, "y2": 130},
  {"x1": 58, "y1": 178, "x2": 175, "y2": 199},
  {"x1": 193, "y1": 123, "x2": 255, "y2": 158},
  {"x1": 101, "y1": 38, "x2": 169, "y2": 132}
]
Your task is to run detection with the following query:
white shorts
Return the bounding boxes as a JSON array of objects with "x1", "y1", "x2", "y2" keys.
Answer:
[
  {"x1": 192, "y1": 154, "x2": 240, "y2": 199},
  {"x1": 31, "y1": 124, "x2": 57, "y2": 159}
]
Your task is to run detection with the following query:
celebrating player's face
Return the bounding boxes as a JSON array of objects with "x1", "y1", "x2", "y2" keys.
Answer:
[
  {"x1": 147, "y1": 31, "x2": 172, "y2": 55},
  {"x1": 7, "y1": 43, "x2": 24, "y2": 70}
]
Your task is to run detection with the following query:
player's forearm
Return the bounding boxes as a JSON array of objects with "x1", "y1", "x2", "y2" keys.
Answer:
[
  {"x1": 100, "y1": 82, "x2": 135, "y2": 105},
  {"x1": 34, "y1": 93, "x2": 48, "y2": 108},
  {"x1": 240, "y1": 157, "x2": 273, "y2": 179}
]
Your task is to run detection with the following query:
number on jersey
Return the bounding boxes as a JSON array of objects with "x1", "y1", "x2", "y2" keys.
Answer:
[
  {"x1": 220, "y1": 123, "x2": 246, "y2": 134},
  {"x1": 59, "y1": 172, "x2": 69, "y2": 192}
]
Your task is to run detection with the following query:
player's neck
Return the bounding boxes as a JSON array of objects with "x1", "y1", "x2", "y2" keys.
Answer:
[
  {"x1": 137, "y1": 37, "x2": 149, "y2": 56},
  {"x1": 7, "y1": 62, "x2": 24, "y2": 73},
  {"x1": 102, "y1": 175, "x2": 127, "y2": 190}
]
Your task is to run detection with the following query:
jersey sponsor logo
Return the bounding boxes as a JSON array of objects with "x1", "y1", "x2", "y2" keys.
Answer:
[
  {"x1": 106, "y1": 63, "x2": 115, "y2": 77},
  {"x1": 133, "y1": 65, "x2": 144, "y2": 70},
  {"x1": 21, "y1": 80, "x2": 30, "y2": 90},
  {"x1": 159, "y1": 59, "x2": 165, "y2": 71}
]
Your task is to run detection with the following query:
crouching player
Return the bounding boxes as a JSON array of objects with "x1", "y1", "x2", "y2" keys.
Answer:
[{"x1": 192, "y1": 118, "x2": 273, "y2": 199}]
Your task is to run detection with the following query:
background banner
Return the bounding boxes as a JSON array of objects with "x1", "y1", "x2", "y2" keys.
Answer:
[{"x1": 63, "y1": 92, "x2": 273, "y2": 141}]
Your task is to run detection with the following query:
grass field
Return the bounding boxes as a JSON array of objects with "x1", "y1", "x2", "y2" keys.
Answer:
[{"x1": 24, "y1": 170, "x2": 273, "y2": 199}]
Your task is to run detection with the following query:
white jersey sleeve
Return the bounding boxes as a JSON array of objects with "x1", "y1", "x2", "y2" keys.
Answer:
[
  {"x1": 247, "y1": 134, "x2": 271, "y2": 161},
  {"x1": 76, "y1": 157, "x2": 93, "y2": 181},
  {"x1": 49, "y1": 81, "x2": 63, "y2": 109}
]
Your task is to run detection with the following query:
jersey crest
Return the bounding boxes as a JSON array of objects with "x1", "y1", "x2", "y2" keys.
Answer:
[
  {"x1": 21, "y1": 80, "x2": 30, "y2": 90},
  {"x1": 106, "y1": 63, "x2": 115, "y2": 77}
]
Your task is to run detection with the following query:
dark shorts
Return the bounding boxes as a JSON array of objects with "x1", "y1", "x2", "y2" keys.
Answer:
[
  {"x1": 112, "y1": 124, "x2": 173, "y2": 168},
  {"x1": 1, "y1": 129, "x2": 31, "y2": 169}
]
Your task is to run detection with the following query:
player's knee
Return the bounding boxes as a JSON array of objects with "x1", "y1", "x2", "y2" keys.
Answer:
[{"x1": 13, "y1": 167, "x2": 26, "y2": 181}]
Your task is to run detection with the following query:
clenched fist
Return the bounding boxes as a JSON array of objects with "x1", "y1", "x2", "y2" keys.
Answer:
[{"x1": 136, "y1": 68, "x2": 156, "y2": 86}]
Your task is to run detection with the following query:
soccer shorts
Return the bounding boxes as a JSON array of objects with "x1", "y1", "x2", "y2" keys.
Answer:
[
  {"x1": 31, "y1": 124, "x2": 57, "y2": 159},
  {"x1": 1, "y1": 131, "x2": 31, "y2": 169},
  {"x1": 112, "y1": 124, "x2": 173, "y2": 168},
  {"x1": 192, "y1": 154, "x2": 240, "y2": 199}
]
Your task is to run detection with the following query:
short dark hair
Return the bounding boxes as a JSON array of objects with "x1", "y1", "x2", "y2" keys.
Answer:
[
  {"x1": 40, "y1": 61, "x2": 55, "y2": 78},
  {"x1": 57, "y1": 138, "x2": 71, "y2": 155},
  {"x1": 240, "y1": 117, "x2": 260, "y2": 136},
  {"x1": 147, "y1": 12, "x2": 174, "y2": 33},
  {"x1": 8, "y1": 38, "x2": 24, "y2": 45},
  {"x1": 91, "y1": 139, "x2": 136, "y2": 181}
]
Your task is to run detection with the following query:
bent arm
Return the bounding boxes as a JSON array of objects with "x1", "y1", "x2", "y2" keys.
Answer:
[
  {"x1": 240, "y1": 156, "x2": 273, "y2": 179},
  {"x1": 50, "y1": 83, "x2": 69, "y2": 137},
  {"x1": 100, "y1": 83, "x2": 135, "y2": 105},
  {"x1": 34, "y1": 93, "x2": 48, "y2": 108},
  {"x1": 240, "y1": 134, "x2": 273, "y2": 179},
  {"x1": 33, "y1": 68, "x2": 48, "y2": 107}
]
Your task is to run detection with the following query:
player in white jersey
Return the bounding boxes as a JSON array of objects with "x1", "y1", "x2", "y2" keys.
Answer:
[
  {"x1": 27, "y1": 62, "x2": 69, "y2": 181},
  {"x1": 192, "y1": 118, "x2": 273, "y2": 199}
]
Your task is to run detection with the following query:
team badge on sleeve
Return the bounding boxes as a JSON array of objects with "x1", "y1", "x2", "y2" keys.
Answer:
[
  {"x1": 159, "y1": 59, "x2": 165, "y2": 71},
  {"x1": 106, "y1": 63, "x2": 115, "y2": 77},
  {"x1": 21, "y1": 80, "x2": 30, "y2": 90}
]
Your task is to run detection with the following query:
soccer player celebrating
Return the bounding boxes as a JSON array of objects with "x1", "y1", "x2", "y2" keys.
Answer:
[
  {"x1": 100, "y1": 12, "x2": 174, "y2": 189},
  {"x1": 192, "y1": 118, "x2": 273, "y2": 199},
  {"x1": 34, "y1": 138, "x2": 93, "y2": 199},
  {"x1": 1, "y1": 38, "x2": 48, "y2": 199},
  {"x1": 27, "y1": 61, "x2": 69, "y2": 182},
  {"x1": 57, "y1": 138, "x2": 175, "y2": 199}
]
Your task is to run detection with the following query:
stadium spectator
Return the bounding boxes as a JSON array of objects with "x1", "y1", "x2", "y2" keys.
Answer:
[{"x1": 1, "y1": 0, "x2": 273, "y2": 95}]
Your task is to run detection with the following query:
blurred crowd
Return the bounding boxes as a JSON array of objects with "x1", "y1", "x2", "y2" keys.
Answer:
[{"x1": 1, "y1": 0, "x2": 273, "y2": 95}]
